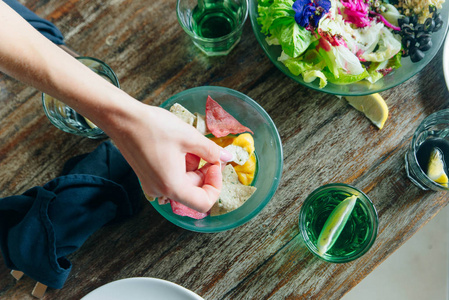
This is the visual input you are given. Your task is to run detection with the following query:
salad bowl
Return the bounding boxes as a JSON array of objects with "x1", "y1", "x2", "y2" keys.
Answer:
[
  {"x1": 249, "y1": 0, "x2": 449, "y2": 96},
  {"x1": 150, "y1": 86, "x2": 283, "y2": 233}
]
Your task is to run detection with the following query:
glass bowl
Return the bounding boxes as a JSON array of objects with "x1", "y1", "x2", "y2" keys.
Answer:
[
  {"x1": 42, "y1": 56, "x2": 120, "y2": 139},
  {"x1": 150, "y1": 86, "x2": 283, "y2": 233},
  {"x1": 249, "y1": 0, "x2": 449, "y2": 96}
]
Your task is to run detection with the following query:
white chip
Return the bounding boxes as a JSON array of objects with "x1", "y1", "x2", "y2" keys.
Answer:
[
  {"x1": 169, "y1": 103, "x2": 196, "y2": 126},
  {"x1": 194, "y1": 113, "x2": 210, "y2": 135},
  {"x1": 224, "y1": 144, "x2": 250, "y2": 165},
  {"x1": 210, "y1": 165, "x2": 257, "y2": 216}
]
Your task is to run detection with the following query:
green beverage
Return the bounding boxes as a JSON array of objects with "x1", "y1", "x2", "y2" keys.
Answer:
[
  {"x1": 299, "y1": 184, "x2": 378, "y2": 263},
  {"x1": 177, "y1": 0, "x2": 248, "y2": 56},
  {"x1": 191, "y1": 1, "x2": 240, "y2": 39}
]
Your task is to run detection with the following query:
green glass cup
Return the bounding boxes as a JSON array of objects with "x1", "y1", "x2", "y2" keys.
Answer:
[
  {"x1": 176, "y1": 0, "x2": 248, "y2": 56},
  {"x1": 42, "y1": 57, "x2": 120, "y2": 139},
  {"x1": 299, "y1": 183, "x2": 378, "y2": 263}
]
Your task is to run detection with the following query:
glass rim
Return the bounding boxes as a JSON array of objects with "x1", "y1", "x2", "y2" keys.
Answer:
[
  {"x1": 176, "y1": 0, "x2": 249, "y2": 43},
  {"x1": 409, "y1": 109, "x2": 449, "y2": 190},
  {"x1": 151, "y1": 86, "x2": 283, "y2": 233},
  {"x1": 299, "y1": 183, "x2": 379, "y2": 263},
  {"x1": 42, "y1": 56, "x2": 120, "y2": 138},
  {"x1": 75, "y1": 56, "x2": 120, "y2": 88}
]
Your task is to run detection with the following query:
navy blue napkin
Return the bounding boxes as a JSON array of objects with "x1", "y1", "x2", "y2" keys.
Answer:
[
  {"x1": 5, "y1": 0, "x2": 65, "y2": 45},
  {"x1": 0, "y1": 141, "x2": 142, "y2": 289}
]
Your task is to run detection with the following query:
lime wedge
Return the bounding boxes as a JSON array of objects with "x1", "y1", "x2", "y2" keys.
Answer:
[
  {"x1": 427, "y1": 148, "x2": 449, "y2": 187},
  {"x1": 317, "y1": 195, "x2": 357, "y2": 256}
]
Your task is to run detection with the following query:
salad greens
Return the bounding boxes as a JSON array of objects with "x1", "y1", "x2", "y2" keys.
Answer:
[{"x1": 257, "y1": 0, "x2": 403, "y2": 88}]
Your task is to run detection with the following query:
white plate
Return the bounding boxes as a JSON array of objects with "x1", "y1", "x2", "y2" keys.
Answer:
[
  {"x1": 81, "y1": 277, "x2": 204, "y2": 300},
  {"x1": 443, "y1": 31, "x2": 449, "y2": 91}
]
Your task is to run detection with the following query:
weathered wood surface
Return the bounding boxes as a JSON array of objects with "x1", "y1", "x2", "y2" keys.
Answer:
[{"x1": 1, "y1": 0, "x2": 448, "y2": 299}]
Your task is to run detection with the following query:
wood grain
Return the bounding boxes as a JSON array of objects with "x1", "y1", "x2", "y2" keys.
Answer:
[{"x1": 1, "y1": 0, "x2": 449, "y2": 299}]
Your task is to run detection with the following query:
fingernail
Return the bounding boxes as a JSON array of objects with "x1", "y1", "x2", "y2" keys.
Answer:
[{"x1": 220, "y1": 149, "x2": 234, "y2": 162}]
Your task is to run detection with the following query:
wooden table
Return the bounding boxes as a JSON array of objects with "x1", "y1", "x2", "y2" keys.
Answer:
[{"x1": 1, "y1": 0, "x2": 448, "y2": 299}]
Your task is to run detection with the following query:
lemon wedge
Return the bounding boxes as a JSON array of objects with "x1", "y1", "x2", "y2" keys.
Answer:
[
  {"x1": 344, "y1": 93, "x2": 389, "y2": 130},
  {"x1": 317, "y1": 195, "x2": 357, "y2": 256},
  {"x1": 427, "y1": 148, "x2": 449, "y2": 187},
  {"x1": 83, "y1": 117, "x2": 98, "y2": 129}
]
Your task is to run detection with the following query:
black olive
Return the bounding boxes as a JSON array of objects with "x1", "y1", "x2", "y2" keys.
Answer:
[
  {"x1": 402, "y1": 36, "x2": 416, "y2": 49},
  {"x1": 417, "y1": 33, "x2": 431, "y2": 40},
  {"x1": 410, "y1": 15, "x2": 418, "y2": 25},
  {"x1": 418, "y1": 38, "x2": 432, "y2": 51},
  {"x1": 398, "y1": 17, "x2": 410, "y2": 27},
  {"x1": 429, "y1": 5, "x2": 436, "y2": 13},
  {"x1": 402, "y1": 49, "x2": 410, "y2": 57},
  {"x1": 415, "y1": 30, "x2": 429, "y2": 40},
  {"x1": 415, "y1": 24, "x2": 424, "y2": 33},
  {"x1": 410, "y1": 48, "x2": 425, "y2": 62},
  {"x1": 402, "y1": 24, "x2": 414, "y2": 36},
  {"x1": 424, "y1": 18, "x2": 435, "y2": 32},
  {"x1": 434, "y1": 17, "x2": 443, "y2": 32}
]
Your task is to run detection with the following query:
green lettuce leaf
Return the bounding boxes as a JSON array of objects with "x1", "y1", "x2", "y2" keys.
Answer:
[
  {"x1": 303, "y1": 70, "x2": 328, "y2": 88},
  {"x1": 322, "y1": 68, "x2": 369, "y2": 85},
  {"x1": 270, "y1": 20, "x2": 317, "y2": 58},
  {"x1": 318, "y1": 46, "x2": 339, "y2": 77},
  {"x1": 257, "y1": 0, "x2": 295, "y2": 34},
  {"x1": 280, "y1": 48, "x2": 324, "y2": 74},
  {"x1": 366, "y1": 51, "x2": 402, "y2": 83},
  {"x1": 257, "y1": 0, "x2": 315, "y2": 58}
]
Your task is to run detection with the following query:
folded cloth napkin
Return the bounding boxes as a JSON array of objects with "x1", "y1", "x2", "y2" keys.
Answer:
[
  {"x1": 0, "y1": 141, "x2": 142, "y2": 289},
  {"x1": 4, "y1": 0, "x2": 65, "y2": 45}
]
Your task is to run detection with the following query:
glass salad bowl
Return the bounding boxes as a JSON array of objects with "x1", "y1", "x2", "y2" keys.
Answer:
[
  {"x1": 249, "y1": 0, "x2": 449, "y2": 96},
  {"x1": 149, "y1": 86, "x2": 283, "y2": 233}
]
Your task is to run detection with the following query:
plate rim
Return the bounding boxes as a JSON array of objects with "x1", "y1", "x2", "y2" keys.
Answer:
[
  {"x1": 443, "y1": 31, "x2": 449, "y2": 92},
  {"x1": 81, "y1": 277, "x2": 204, "y2": 300}
]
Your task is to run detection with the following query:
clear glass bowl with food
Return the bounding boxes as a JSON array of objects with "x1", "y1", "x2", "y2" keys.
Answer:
[
  {"x1": 249, "y1": 0, "x2": 449, "y2": 95},
  {"x1": 148, "y1": 86, "x2": 283, "y2": 233}
]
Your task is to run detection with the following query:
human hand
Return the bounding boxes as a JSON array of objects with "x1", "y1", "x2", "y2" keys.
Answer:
[{"x1": 103, "y1": 100, "x2": 233, "y2": 213}]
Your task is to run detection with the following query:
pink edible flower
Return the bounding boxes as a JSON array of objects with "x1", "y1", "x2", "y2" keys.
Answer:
[{"x1": 340, "y1": 0, "x2": 371, "y2": 28}]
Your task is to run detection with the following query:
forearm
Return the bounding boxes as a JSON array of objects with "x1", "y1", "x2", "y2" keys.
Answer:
[
  {"x1": 0, "y1": 2, "x2": 225, "y2": 211},
  {"x1": 0, "y1": 1, "x2": 139, "y2": 135}
]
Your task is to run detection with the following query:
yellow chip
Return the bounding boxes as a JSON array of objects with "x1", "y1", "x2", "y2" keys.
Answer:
[{"x1": 233, "y1": 153, "x2": 257, "y2": 185}]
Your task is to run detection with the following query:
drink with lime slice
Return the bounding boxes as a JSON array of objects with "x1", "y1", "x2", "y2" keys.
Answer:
[
  {"x1": 405, "y1": 109, "x2": 449, "y2": 191},
  {"x1": 299, "y1": 183, "x2": 378, "y2": 263}
]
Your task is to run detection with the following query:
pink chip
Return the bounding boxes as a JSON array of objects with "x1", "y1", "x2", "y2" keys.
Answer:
[
  {"x1": 206, "y1": 95, "x2": 254, "y2": 138},
  {"x1": 170, "y1": 200, "x2": 208, "y2": 219}
]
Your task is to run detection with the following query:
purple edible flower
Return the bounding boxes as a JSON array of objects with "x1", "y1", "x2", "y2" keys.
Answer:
[{"x1": 293, "y1": 0, "x2": 331, "y2": 29}]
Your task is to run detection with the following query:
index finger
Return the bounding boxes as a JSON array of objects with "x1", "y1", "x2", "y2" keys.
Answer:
[{"x1": 183, "y1": 133, "x2": 224, "y2": 165}]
